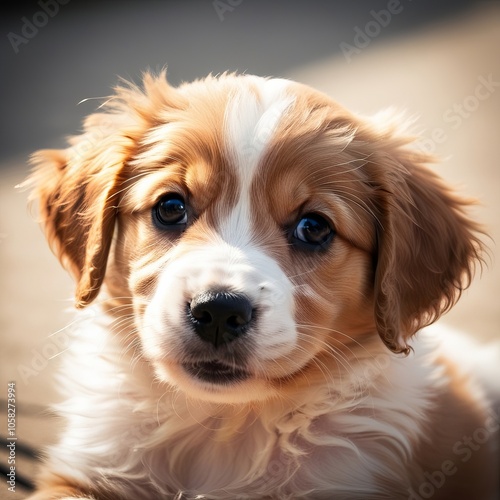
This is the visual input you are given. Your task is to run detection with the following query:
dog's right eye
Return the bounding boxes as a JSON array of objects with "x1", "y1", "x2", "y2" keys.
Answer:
[
  {"x1": 153, "y1": 194, "x2": 188, "y2": 228},
  {"x1": 291, "y1": 213, "x2": 334, "y2": 250}
]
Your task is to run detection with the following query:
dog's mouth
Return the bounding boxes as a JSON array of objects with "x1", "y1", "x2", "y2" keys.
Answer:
[{"x1": 182, "y1": 360, "x2": 249, "y2": 385}]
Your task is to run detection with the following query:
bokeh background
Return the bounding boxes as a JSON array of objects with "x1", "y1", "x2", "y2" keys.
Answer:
[{"x1": 1, "y1": 1, "x2": 499, "y2": 498}]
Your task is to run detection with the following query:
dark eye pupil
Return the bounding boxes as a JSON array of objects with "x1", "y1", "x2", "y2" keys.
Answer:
[
  {"x1": 298, "y1": 217, "x2": 329, "y2": 242},
  {"x1": 155, "y1": 195, "x2": 187, "y2": 226},
  {"x1": 293, "y1": 214, "x2": 333, "y2": 248}
]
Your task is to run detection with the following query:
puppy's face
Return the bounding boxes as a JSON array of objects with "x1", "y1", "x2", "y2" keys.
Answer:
[
  {"x1": 115, "y1": 78, "x2": 377, "y2": 402},
  {"x1": 29, "y1": 73, "x2": 482, "y2": 403}
]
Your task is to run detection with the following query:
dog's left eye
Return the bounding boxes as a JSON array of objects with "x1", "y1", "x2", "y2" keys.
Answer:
[
  {"x1": 153, "y1": 194, "x2": 188, "y2": 228},
  {"x1": 292, "y1": 213, "x2": 334, "y2": 249}
]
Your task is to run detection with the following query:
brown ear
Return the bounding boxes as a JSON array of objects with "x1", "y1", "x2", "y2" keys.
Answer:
[
  {"x1": 25, "y1": 71, "x2": 186, "y2": 308},
  {"x1": 25, "y1": 71, "x2": 183, "y2": 308},
  {"x1": 370, "y1": 146, "x2": 484, "y2": 354},
  {"x1": 28, "y1": 114, "x2": 133, "y2": 308}
]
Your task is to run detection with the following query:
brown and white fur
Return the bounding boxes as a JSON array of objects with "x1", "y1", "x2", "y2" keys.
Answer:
[{"x1": 26, "y1": 72, "x2": 499, "y2": 499}]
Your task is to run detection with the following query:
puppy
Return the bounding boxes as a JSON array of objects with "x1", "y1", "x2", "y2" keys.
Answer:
[{"x1": 26, "y1": 72, "x2": 499, "y2": 499}]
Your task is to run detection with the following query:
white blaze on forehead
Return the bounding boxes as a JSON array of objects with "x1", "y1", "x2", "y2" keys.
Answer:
[
  {"x1": 220, "y1": 77, "x2": 295, "y2": 245},
  {"x1": 225, "y1": 76, "x2": 295, "y2": 174}
]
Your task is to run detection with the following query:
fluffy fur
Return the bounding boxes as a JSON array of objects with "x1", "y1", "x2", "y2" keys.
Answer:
[{"x1": 26, "y1": 72, "x2": 499, "y2": 499}]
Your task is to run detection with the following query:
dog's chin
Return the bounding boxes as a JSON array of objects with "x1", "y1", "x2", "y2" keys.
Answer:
[{"x1": 154, "y1": 360, "x2": 277, "y2": 404}]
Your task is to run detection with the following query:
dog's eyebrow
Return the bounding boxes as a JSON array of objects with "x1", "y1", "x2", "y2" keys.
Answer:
[{"x1": 118, "y1": 169, "x2": 186, "y2": 213}]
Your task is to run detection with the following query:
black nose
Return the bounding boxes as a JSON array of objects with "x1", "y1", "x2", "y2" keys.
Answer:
[{"x1": 188, "y1": 291, "x2": 254, "y2": 348}]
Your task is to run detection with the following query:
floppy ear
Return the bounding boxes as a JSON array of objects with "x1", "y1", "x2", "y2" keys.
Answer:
[
  {"x1": 370, "y1": 142, "x2": 484, "y2": 354},
  {"x1": 28, "y1": 116, "x2": 133, "y2": 308},
  {"x1": 25, "y1": 71, "x2": 183, "y2": 308}
]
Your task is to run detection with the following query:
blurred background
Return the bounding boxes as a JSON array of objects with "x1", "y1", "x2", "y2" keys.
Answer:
[{"x1": 1, "y1": 1, "x2": 499, "y2": 498}]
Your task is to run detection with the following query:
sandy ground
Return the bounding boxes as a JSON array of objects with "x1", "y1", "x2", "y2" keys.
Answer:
[{"x1": 0, "y1": 4, "x2": 499, "y2": 498}]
